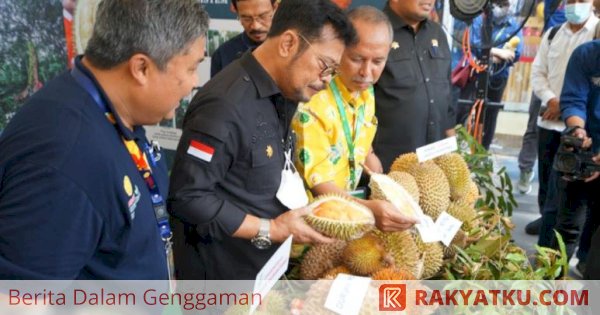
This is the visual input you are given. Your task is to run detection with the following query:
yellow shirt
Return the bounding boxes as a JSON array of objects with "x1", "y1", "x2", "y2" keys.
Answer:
[{"x1": 292, "y1": 76, "x2": 378, "y2": 191}]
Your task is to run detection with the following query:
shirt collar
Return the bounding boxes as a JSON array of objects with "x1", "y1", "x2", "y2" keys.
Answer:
[
  {"x1": 582, "y1": 15, "x2": 600, "y2": 32},
  {"x1": 74, "y1": 56, "x2": 142, "y2": 141},
  {"x1": 241, "y1": 32, "x2": 260, "y2": 49},
  {"x1": 238, "y1": 52, "x2": 282, "y2": 99},
  {"x1": 383, "y1": 2, "x2": 429, "y2": 32},
  {"x1": 333, "y1": 76, "x2": 370, "y2": 108}
]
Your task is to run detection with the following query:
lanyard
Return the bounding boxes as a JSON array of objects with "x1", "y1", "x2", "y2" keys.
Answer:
[
  {"x1": 494, "y1": 26, "x2": 506, "y2": 43},
  {"x1": 330, "y1": 80, "x2": 371, "y2": 190},
  {"x1": 70, "y1": 64, "x2": 173, "y2": 279}
]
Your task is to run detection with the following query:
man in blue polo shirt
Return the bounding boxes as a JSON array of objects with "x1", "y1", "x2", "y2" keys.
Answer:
[
  {"x1": 559, "y1": 40, "x2": 600, "y2": 279},
  {"x1": 0, "y1": 0, "x2": 209, "y2": 279},
  {"x1": 211, "y1": 0, "x2": 278, "y2": 77}
]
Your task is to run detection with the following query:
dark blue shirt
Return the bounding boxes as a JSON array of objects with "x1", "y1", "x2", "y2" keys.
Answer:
[
  {"x1": 210, "y1": 32, "x2": 259, "y2": 78},
  {"x1": 0, "y1": 58, "x2": 169, "y2": 279},
  {"x1": 452, "y1": 16, "x2": 523, "y2": 80},
  {"x1": 561, "y1": 40, "x2": 600, "y2": 153}
]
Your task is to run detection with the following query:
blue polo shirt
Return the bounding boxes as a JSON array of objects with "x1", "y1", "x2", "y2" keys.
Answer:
[
  {"x1": 210, "y1": 32, "x2": 259, "y2": 78},
  {"x1": 0, "y1": 58, "x2": 169, "y2": 279},
  {"x1": 561, "y1": 40, "x2": 600, "y2": 153}
]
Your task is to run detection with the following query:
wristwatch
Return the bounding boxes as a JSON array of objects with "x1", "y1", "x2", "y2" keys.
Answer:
[{"x1": 251, "y1": 218, "x2": 272, "y2": 250}]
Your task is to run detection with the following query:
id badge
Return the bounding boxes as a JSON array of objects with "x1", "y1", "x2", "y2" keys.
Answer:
[
  {"x1": 276, "y1": 150, "x2": 309, "y2": 209},
  {"x1": 349, "y1": 187, "x2": 367, "y2": 199}
]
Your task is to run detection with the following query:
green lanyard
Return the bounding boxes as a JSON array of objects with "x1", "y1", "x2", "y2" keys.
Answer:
[{"x1": 330, "y1": 80, "x2": 372, "y2": 189}]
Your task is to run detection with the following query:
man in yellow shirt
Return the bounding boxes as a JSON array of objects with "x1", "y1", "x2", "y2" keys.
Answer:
[{"x1": 293, "y1": 6, "x2": 417, "y2": 231}]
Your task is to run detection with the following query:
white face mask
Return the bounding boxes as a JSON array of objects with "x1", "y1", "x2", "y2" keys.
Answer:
[
  {"x1": 276, "y1": 150, "x2": 309, "y2": 209},
  {"x1": 492, "y1": 4, "x2": 510, "y2": 20},
  {"x1": 565, "y1": 3, "x2": 592, "y2": 25}
]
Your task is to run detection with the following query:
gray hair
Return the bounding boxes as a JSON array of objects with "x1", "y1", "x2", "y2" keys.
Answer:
[
  {"x1": 347, "y1": 6, "x2": 393, "y2": 43},
  {"x1": 85, "y1": 0, "x2": 209, "y2": 70}
]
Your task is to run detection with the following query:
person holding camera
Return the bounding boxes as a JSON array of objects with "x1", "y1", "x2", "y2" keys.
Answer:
[{"x1": 559, "y1": 40, "x2": 600, "y2": 279}]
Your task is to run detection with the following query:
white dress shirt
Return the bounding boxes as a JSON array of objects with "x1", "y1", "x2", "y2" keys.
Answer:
[{"x1": 531, "y1": 15, "x2": 599, "y2": 131}]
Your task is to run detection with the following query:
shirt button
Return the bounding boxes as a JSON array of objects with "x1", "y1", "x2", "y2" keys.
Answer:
[
  {"x1": 419, "y1": 57, "x2": 424, "y2": 61},
  {"x1": 429, "y1": 121, "x2": 435, "y2": 126},
  {"x1": 425, "y1": 78, "x2": 430, "y2": 82},
  {"x1": 243, "y1": 75, "x2": 250, "y2": 82},
  {"x1": 430, "y1": 99, "x2": 434, "y2": 104}
]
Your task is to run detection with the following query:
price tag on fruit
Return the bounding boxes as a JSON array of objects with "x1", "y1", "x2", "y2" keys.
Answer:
[
  {"x1": 416, "y1": 136, "x2": 458, "y2": 162},
  {"x1": 415, "y1": 214, "x2": 441, "y2": 243},
  {"x1": 434, "y1": 212, "x2": 463, "y2": 246},
  {"x1": 251, "y1": 236, "x2": 293, "y2": 314},
  {"x1": 324, "y1": 273, "x2": 371, "y2": 315}
]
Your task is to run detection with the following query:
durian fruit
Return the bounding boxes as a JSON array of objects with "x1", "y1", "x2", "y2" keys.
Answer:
[
  {"x1": 407, "y1": 163, "x2": 451, "y2": 219},
  {"x1": 390, "y1": 153, "x2": 420, "y2": 173},
  {"x1": 301, "y1": 281, "x2": 337, "y2": 315},
  {"x1": 458, "y1": 179, "x2": 480, "y2": 207},
  {"x1": 447, "y1": 200, "x2": 479, "y2": 232},
  {"x1": 368, "y1": 173, "x2": 423, "y2": 218},
  {"x1": 342, "y1": 233, "x2": 390, "y2": 275},
  {"x1": 260, "y1": 290, "x2": 288, "y2": 314},
  {"x1": 415, "y1": 236, "x2": 444, "y2": 279},
  {"x1": 388, "y1": 171, "x2": 420, "y2": 203},
  {"x1": 300, "y1": 241, "x2": 346, "y2": 280},
  {"x1": 371, "y1": 267, "x2": 416, "y2": 280},
  {"x1": 375, "y1": 230, "x2": 421, "y2": 278},
  {"x1": 321, "y1": 265, "x2": 351, "y2": 279},
  {"x1": 305, "y1": 194, "x2": 375, "y2": 240},
  {"x1": 443, "y1": 230, "x2": 468, "y2": 259},
  {"x1": 434, "y1": 153, "x2": 472, "y2": 201}
]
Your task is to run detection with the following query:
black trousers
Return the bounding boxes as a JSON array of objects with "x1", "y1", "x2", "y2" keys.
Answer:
[{"x1": 456, "y1": 76, "x2": 508, "y2": 150}]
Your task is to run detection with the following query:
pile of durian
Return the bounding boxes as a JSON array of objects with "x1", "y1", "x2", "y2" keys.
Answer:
[{"x1": 300, "y1": 152, "x2": 482, "y2": 281}]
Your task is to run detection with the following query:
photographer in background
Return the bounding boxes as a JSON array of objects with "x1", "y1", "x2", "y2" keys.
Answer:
[{"x1": 558, "y1": 40, "x2": 600, "y2": 279}]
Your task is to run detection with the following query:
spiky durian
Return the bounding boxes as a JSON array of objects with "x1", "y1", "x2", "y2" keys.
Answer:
[
  {"x1": 408, "y1": 163, "x2": 451, "y2": 219},
  {"x1": 388, "y1": 171, "x2": 420, "y2": 203},
  {"x1": 447, "y1": 200, "x2": 479, "y2": 232},
  {"x1": 305, "y1": 194, "x2": 375, "y2": 240},
  {"x1": 434, "y1": 153, "x2": 472, "y2": 201},
  {"x1": 374, "y1": 230, "x2": 421, "y2": 278},
  {"x1": 342, "y1": 233, "x2": 390, "y2": 275},
  {"x1": 390, "y1": 153, "x2": 420, "y2": 173},
  {"x1": 300, "y1": 241, "x2": 346, "y2": 280},
  {"x1": 321, "y1": 265, "x2": 352, "y2": 279},
  {"x1": 415, "y1": 236, "x2": 444, "y2": 279},
  {"x1": 371, "y1": 267, "x2": 417, "y2": 281}
]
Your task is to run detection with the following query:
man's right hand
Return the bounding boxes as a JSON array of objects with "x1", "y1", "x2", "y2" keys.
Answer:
[
  {"x1": 542, "y1": 98, "x2": 561, "y2": 121},
  {"x1": 572, "y1": 127, "x2": 593, "y2": 149},
  {"x1": 270, "y1": 207, "x2": 334, "y2": 244},
  {"x1": 362, "y1": 199, "x2": 419, "y2": 232}
]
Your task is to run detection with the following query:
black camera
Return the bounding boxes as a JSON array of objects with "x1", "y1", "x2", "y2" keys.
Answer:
[{"x1": 553, "y1": 127, "x2": 600, "y2": 180}]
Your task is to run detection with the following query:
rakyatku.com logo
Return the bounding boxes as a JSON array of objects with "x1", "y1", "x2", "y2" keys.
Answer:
[
  {"x1": 379, "y1": 284, "x2": 407, "y2": 311},
  {"x1": 378, "y1": 284, "x2": 588, "y2": 311}
]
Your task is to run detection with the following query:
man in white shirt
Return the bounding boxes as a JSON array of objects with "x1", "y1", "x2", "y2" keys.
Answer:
[{"x1": 527, "y1": 0, "x2": 598, "y2": 274}]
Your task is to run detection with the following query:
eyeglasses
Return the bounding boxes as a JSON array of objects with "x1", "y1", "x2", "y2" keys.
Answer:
[
  {"x1": 296, "y1": 32, "x2": 339, "y2": 79},
  {"x1": 238, "y1": 12, "x2": 274, "y2": 25}
]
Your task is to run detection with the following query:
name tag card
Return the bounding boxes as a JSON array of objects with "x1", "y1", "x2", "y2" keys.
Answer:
[
  {"x1": 416, "y1": 136, "x2": 458, "y2": 162},
  {"x1": 434, "y1": 212, "x2": 463, "y2": 246},
  {"x1": 324, "y1": 274, "x2": 372, "y2": 315},
  {"x1": 251, "y1": 236, "x2": 292, "y2": 314}
]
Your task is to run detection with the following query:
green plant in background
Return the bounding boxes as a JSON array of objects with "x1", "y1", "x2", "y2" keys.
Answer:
[
  {"x1": 456, "y1": 126, "x2": 517, "y2": 217},
  {"x1": 443, "y1": 127, "x2": 569, "y2": 281}
]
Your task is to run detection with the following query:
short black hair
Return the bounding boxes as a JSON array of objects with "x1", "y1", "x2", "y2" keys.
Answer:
[
  {"x1": 231, "y1": 0, "x2": 277, "y2": 10},
  {"x1": 267, "y1": 0, "x2": 356, "y2": 46}
]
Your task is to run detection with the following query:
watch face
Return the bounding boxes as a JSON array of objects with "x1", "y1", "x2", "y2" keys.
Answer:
[{"x1": 252, "y1": 237, "x2": 272, "y2": 250}]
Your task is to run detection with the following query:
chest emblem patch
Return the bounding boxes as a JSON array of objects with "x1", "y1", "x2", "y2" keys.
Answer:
[{"x1": 266, "y1": 145, "x2": 274, "y2": 158}]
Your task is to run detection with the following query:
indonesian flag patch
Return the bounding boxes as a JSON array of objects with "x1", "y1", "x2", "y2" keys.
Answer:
[{"x1": 187, "y1": 140, "x2": 214, "y2": 162}]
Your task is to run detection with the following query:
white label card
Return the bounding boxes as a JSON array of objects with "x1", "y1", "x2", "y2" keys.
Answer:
[
  {"x1": 416, "y1": 136, "x2": 458, "y2": 162},
  {"x1": 251, "y1": 236, "x2": 293, "y2": 314},
  {"x1": 415, "y1": 214, "x2": 440, "y2": 243},
  {"x1": 324, "y1": 274, "x2": 372, "y2": 315},
  {"x1": 435, "y1": 211, "x2": 463, "y2": 246}
]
